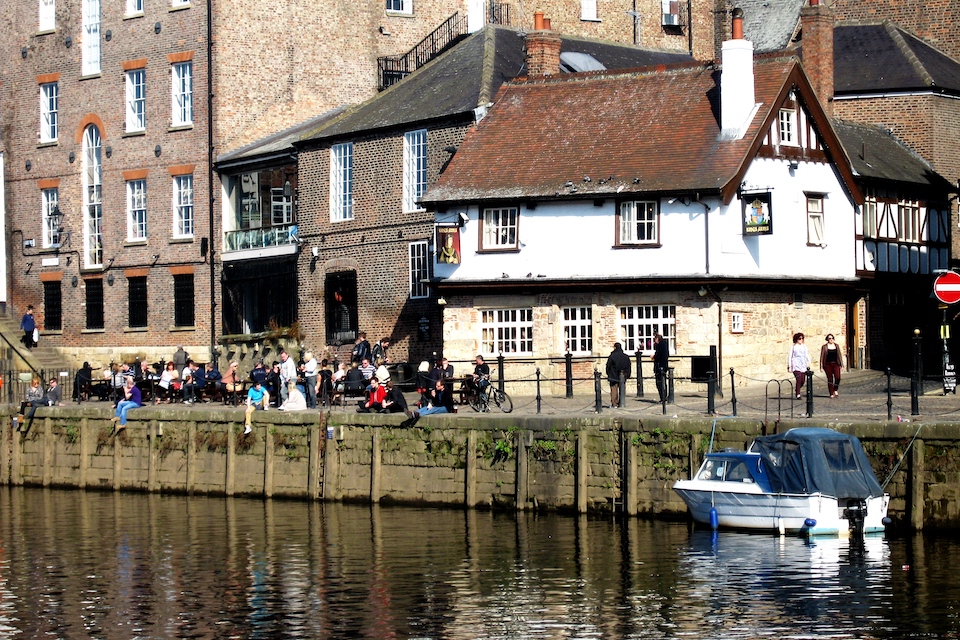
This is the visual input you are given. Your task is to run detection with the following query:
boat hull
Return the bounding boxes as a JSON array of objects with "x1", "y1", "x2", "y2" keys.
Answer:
[{"x1": 674, "y1": 480, "x2": 889, "y2": 536}]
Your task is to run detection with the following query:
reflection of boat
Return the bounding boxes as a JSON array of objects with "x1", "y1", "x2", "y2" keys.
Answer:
[{"x1": 674, "y1": 428, "x2": 890, "y2": 537}]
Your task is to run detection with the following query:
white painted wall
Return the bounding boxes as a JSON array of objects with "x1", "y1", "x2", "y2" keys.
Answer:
[{"x1": 435, "y1": 156, "x2": 857, "y2": 283}]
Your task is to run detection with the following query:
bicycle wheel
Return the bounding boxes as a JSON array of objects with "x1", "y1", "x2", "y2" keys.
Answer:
[
  {"x1": 492, "y1": 389, "x2": 513, "y2": 413},
  {"x1": 469, "y1": 391, "x2": 487, "y2": 412}
]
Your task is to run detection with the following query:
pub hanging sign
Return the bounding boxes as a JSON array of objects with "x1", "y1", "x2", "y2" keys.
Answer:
[
  {"x1": 741, "y1": 191, "x2": 773, "y2": 236},
  {"x1": 436, "y1": 225, "x2": 461, "y2": 264}
]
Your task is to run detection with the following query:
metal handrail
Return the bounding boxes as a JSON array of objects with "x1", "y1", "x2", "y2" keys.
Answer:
[{"x1": 377, "y1": 12, "x2": 468, "y2": 90}]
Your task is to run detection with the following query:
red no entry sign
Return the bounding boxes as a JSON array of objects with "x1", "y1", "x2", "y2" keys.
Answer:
[{"x1": 934, "y1": 271, "x2": 960, "y2": 304}]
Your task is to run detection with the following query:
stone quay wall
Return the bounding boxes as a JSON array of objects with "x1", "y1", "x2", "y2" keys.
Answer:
[{"x1": 2, "y1": 406, "x2": 960, "y2": 529}]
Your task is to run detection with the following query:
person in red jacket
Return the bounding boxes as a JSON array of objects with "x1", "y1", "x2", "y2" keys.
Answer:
[{"x1": 357, "y1": 376, "x2": 386, "y2": 412}]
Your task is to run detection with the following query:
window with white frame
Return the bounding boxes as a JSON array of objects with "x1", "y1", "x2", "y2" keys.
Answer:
[
  {"x1": 39, "y1": 0, "x2": 55, "y2": 30},
  {"x1": 618, "y1": 305, "x2": 676, "y2": 354},
  {"x1": 127, "y1": 179, "x2": 147, "y2": 240},
  {"x1": 563, "y1": 306, "x2": 593, "y2": 354},
  {"x1": 386, "y1": 0, "x2": 411, "y2": 14},
  {"x1": 171, "y1": 0, "x2": 189, "y2": 7},
  {"x1": 40, "y1": 82, "x2": 58, "y2": 143},
  {"x1": 730, "y1": 312, "x2": 744, "y2": 334},
  {"x1": 330, "y1": 142, "x2": 354, "y2": 221},
  {"x1": 899, "y1": 199, "x2": 921, "y2": 243},
  {"x1": 171, "y1": 61, "x2": 193, "y2": 126},
  {"x1": 481, "y1": 207, "x2": 518, "y2": 250},
  {"x1": 125, "y1": 0, "x2": 142, "y2": 15},
  {"x1": 125, "y1": 68, "x2": 146, "y2": 133},
  {"x1": 173, "y1": 174, "x2": 194, "y2": 237},
  {"x1": 409, "y1": 241, "x2": 430, "y2": 299},
  {"x1": 81, "y1": 0, "x2": 100, "y2": 76},
  {"x1": 581, "y1": 0, "x2": 597, "y2": 20},
  {"x1": 619, "y1": 200, "x2": 659, "y2": 245},
  {"x1": 481, "y1": 308, "x2": 533, "y2": 355},
  {"x1": 862, "y1": 193, "x2": 877, "y2": 239},
  {"x1": 403, "y1": 129, "x2": 427, "y2": 212},
  {"x1": 82, "y1": 125, "x2": 103, "y2": 267},
  {"x1": 662, "y1": 0, "x2": 681, "y2": 25},
  {"x1": 271, "y1": 187, "x2": 293, "y2": 225},
  {"x1": 806, "y1": 194, "x2": 824, "y2": 245},
  {"x1": 779, "y1": 108, "x2": 798, "y2": 146},
  {"x1": 42, "y1": 187, "x2": 60, "y2": 248}
]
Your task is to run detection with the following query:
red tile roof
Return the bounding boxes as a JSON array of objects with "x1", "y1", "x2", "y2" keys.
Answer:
[{"x1": 424, "y1": 55, "x2": 818, "y2": 206}]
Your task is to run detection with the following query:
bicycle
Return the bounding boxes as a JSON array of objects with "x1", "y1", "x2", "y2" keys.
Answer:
[{"x1": 462, "y1": 378, "x2": 513, "y2": 413}]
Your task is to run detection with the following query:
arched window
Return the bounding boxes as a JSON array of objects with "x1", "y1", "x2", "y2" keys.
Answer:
[{"x1": 82, "y1": 125, "x2": 103, "y2": 267}]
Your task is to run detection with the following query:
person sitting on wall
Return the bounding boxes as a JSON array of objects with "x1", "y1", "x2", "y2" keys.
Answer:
[
  {"x1": 278, "y1": 381, "x2": 307, "y2": 411},
  {"x1": 243, "y1": 380, "x2": 268, "y2": 435},
  {"x1": 181, "y1": 360, "x2": 201, "y2": 405},
  {"x1": 357, "y1": 376, "x2": 386, "y2": 413},
  {"x1": 111, "y1": 376, "x2": 142, "y2": 432},
  {"x1": 381, "y1": 380, "x2": 411, "y2": 417},
  {"x1": 404, "y1": 378, "x2": 455, "y2": 426}
]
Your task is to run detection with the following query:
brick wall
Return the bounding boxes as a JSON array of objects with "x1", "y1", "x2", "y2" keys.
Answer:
[{"x1": 1, "y1": 0, "x2": 216, "y2": 367}]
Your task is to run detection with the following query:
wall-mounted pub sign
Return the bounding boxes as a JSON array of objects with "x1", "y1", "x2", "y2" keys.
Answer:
[
  {"x1": 436, "y1": 225, "x2": 461, "y2": 264},
  {"x1": 742, "y1": 191, "x2": 773, "y2": 236}
]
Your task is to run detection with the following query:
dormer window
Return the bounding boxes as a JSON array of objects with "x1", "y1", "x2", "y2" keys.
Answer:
[{"x1": 779, "y1": 109, "x2": 798, "y2": 146}]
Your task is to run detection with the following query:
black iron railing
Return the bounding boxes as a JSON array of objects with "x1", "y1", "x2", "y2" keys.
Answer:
[{"x1": 377, "y1": 12, "x2": 469, "y2": 90}]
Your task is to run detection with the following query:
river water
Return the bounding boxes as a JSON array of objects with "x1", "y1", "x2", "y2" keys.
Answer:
[{"x1": 0, "y1": 487, "x2": 957, "y2": 639}]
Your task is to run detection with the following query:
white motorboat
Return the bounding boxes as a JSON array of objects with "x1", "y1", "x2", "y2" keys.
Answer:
[{"x1": 673, "y1": 427, "x2": 891, "y2": 537}]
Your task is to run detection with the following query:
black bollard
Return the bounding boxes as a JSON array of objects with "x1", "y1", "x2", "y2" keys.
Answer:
[
  {"x1": 667, "y1": 367, "x2": 675, "y2": 404},
  {"x1": 618, "y1": 371, "x2": 626, "y2": 408},
  {"x1": 635, "y1": 350, "x2": 644, "y2": 398},
  {"x1": 805, "y1": 368, "x2": 814, "y2": 417},
  {"x1": 912, "y1": 329, "x2": 922, "y2": 415},
  {"x1": 536, "y1": 367, "x2": 542, "y2": 414},
  {"x1": 497, "y1": 353, "x2": 505, "y2": 393},
  {"x1": 707, "y1": 370, "x2": 716, "y2": 415},
  {"x1": 565, "y1": 352, "x2": 573, "y2": 398},
  {"x1": 594, "y1": 369, "x2": 602, "y2": 413},
  {"x1": 729, "y1": 368, "x2": 738, "y2": 416},
  {"x1": 885, "y1": 367, "x2": 893, "y2": 420}
]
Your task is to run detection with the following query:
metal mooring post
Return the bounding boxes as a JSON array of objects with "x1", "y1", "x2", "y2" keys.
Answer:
[
  {"x1": 594, "y1": 369, "x2": 602, "y2": 413},
  {"x1": 707, "y1": 370, "x2": 716, "y2": 415},
  {"x1": 635, "y1": 350, "x2": 644, "y2": 398},
  {"x1": 497, "y1": 353, "x2": 505, "y2": 393},
  {"x1": 805, "y1": 367, "x2": 814, "y2": 417},
  {"x1": 565, "y1": 351, "x2": 573, "y2": 398},
  {"x1": 886, "y1": 367, "x2": 893, "y2": 420},
  {"x1": 618, "y1": 371, "x2": 626, "y2": 408},
  {"x1": 729, "y1": 368, "x2": 738, "y2": 417},
  {"x1": 535, "y1": 367, "x2": 542, "y2": 414}
]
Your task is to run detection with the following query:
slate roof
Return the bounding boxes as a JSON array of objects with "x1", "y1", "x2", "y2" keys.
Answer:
[
  {"x1": 740, "y1": 0, "x2": 804, "y2": 53},
  {"x1": 299, "y1": 26, "x2": 691, "y2": 143},
  {"x1": 833, "y1": 22, "x2": 960, "y2": 95},
  {"x1": 214, "y1": 107, "x2": 346, "y2": 169},
  {"x1": 423, "y1": 54, "x2": 853, "y2": 206},
  {"x1": 831, "y1": 119, "x2": 954, "y2": 191}
]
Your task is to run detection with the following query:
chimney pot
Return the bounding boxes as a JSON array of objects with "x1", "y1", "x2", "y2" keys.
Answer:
[
  {"x1": 732, "y1": 7, "x2": 744, "y2": 40},
  {"x1": 810, "y1": 0, "x2": 819, "y2": 5},
  {"x1": 534, "y1": 11, "x2": 545, "y2": 30},
  {"x1": 543, "y1": 17, "x2": 551, "y2": 30}
]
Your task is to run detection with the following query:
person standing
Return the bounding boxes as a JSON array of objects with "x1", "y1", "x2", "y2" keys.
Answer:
[
  {"x1": 371, "y1": 338, "x2": 391, "y2": 366},
  {"x1": 172, "y1": 346, "x2": 188, "y2": 372},
  {"x1": 652, "y1": 334, "x2": 670, "y2": 403},
  {"x1": 788, "y1": 332, "x2": 812, "y2": 399},
  {"x1": 351, "y1": 332, "x2": 372, "y2": 365},
  {"x1": 820, "y1": 334, "x2": 845, "y2": 398},
  {"x1": 111, "y1": 377, "x2": 142, "y2": 432},
  {"x1": 20, "y1": 305, "x2": 36, "y2": 349},
  {"x1": 278, "y1": 350, "x2": 297, "y2": 404},
  {"x1": 605, "y1": 342, "x2": 631, "y2": 408},
  {"x1": 302, "y1": 351, "x2": 319, "y2": 409}
]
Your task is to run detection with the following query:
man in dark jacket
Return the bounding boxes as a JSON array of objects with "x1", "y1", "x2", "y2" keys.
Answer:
[
  {"x1": 605, "y1": 342, "x2": 631, "y2": 408},
  {"x1": 652, "y1": 334, "x2": 670, "y2": 403}
]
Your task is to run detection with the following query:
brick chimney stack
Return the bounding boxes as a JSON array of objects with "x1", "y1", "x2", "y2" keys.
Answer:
[
  {"x1": 525, "y1": 12, "x2": 561, "y2": 77},
  {"x1": 801, "y1": 0, "x2": 835, "y2": 116}
]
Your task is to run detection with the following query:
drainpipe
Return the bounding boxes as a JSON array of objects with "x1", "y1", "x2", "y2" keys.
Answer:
[
  {"x1": 207, "y1": 0, "x2": 216, "y2": 360},
  {"x1": 697, "y1": 194, "x2": 710, "y2": 275},
  {"x1": 696, "y1": 194, "x2": 723, "y2": 396}
]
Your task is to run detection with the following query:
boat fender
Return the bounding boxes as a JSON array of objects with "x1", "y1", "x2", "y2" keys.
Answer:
[
  {"x1": 804, "y1": 518, "x2": 817, "y2": 529},
  {"x1": 709, "y1": 507, "x2": 719, "y2": 530}
]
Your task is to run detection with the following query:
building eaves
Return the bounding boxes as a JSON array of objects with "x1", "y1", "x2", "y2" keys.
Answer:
[{"x1": 214, "y1": 107, "x2": 346, "y2": 171}]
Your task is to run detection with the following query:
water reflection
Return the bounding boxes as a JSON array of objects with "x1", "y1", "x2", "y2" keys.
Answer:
[{"x1": 0, "y1": 487, "x2": 955, "y2": 639}]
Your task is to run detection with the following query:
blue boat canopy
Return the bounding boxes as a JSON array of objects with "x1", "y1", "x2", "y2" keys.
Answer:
[{"x1": 750, "y1": 428, "x2": 884, "y2": 499}]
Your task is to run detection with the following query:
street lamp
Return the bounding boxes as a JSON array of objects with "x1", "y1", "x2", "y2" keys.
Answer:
[{"x1": 49, "y1": 206, "x2": 65, "y2": 248}]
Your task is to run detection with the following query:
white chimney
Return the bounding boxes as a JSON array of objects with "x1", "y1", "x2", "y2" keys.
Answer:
[{"x1": 720, "y1": 8, "x2": 758, "y2": 140}]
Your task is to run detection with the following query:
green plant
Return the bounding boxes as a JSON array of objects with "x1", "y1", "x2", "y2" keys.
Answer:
[
  {"x1": 64, "y1": 424, "x2": 80, "y2": 444},
  {"x1": 492, "y1": 438, "x2": 513, "y2": 463}
]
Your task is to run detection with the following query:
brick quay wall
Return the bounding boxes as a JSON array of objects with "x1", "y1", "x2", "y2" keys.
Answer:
[{"x1": 1, "y1": 406, "x2": 958, "y2": 530}]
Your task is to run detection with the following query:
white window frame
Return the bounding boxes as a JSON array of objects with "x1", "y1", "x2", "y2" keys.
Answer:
[
  {"x1": 898, "y1": 199, "x2": 921, "y2": 243},
  {"x1": 403, "y1": 129, "x2": 427, "y2": 213},
  {"x1": 171, "y1": 61, "x2": 193, "y2": 126},
  {"x1": 271, "y1": 187, "x2": 293, "y2": 226},
  {"x1": 730, "y1": 312, "x2": 744, "y2": 334},
  {"x1": 862, "y1": 194, "x2": 877, "y2": 239},
  {"x1": 127, "y1": 179, "x2": 147, "y2": 241},
  {"x1": 42, "y1": 187, "x2": 60, "y2": 248},
  {"x1": 618, "y1": 305, "x2": 676, "y2": 354},
  {"x1": 82, "y1": 125, "x2": 103, "y2": 267},
  {"x1": 239, "y1": 172, "x2": 260, "y2": 229},
  {"x1": 409, "y1": 241, "x2": 430, "y2": 299},
  {"x1": 173, "y1": 174, "x2": 194, "y2": 238},
  {"x1": 39, "y1": 0, "x2": 55, "y2": 30},
  {"x1": 386, "y1": 0, "x2": 411, "y2": 14},
  {"x1": 125, "y1": 0, "x2": 143, "y2": 15},
  {"x1": 806, "y1": 194, "x2": 825, "y2": 246},
  {"x1": 481, "y1": 207, "x2": 518, "y2": 250},
  {"x1": 40, "y1": 82, "x2": 58, "y2": 143},
  {"x1": 125, "y1": 68, "x2": 146, "y2": 133},
  {"x1": 81, "y1": 0, "x2": 100, "y2": 76},
  {"x1": 581, "y1": 0, "x2": 597, "y2": 20},
  {"x1": 563, "y1": 306, "x2": 593, "y2": 354},
  {"x1": 779, "y1": 108, "x2": 798, "y2": 146},
  {"x1": 619, "y1": 200, "x2": 659, "y2": 245},
  {"x1": 330, "y1": 142, "x2": 354, "y2": 222},
  {"x1": 481, "y1": 308, "x2": 533, "y2": 355},
  {"x1": 171, "y1": 0, "x2": 189, "y2": 7}
]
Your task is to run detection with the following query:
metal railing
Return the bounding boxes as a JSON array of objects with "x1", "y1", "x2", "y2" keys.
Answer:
[
  {"x1": 224, "y1": 224, "x2": 298, "y2": 253},
  {"x1": 377, "y1": 12, "x2": 468, "y2": 90}
]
